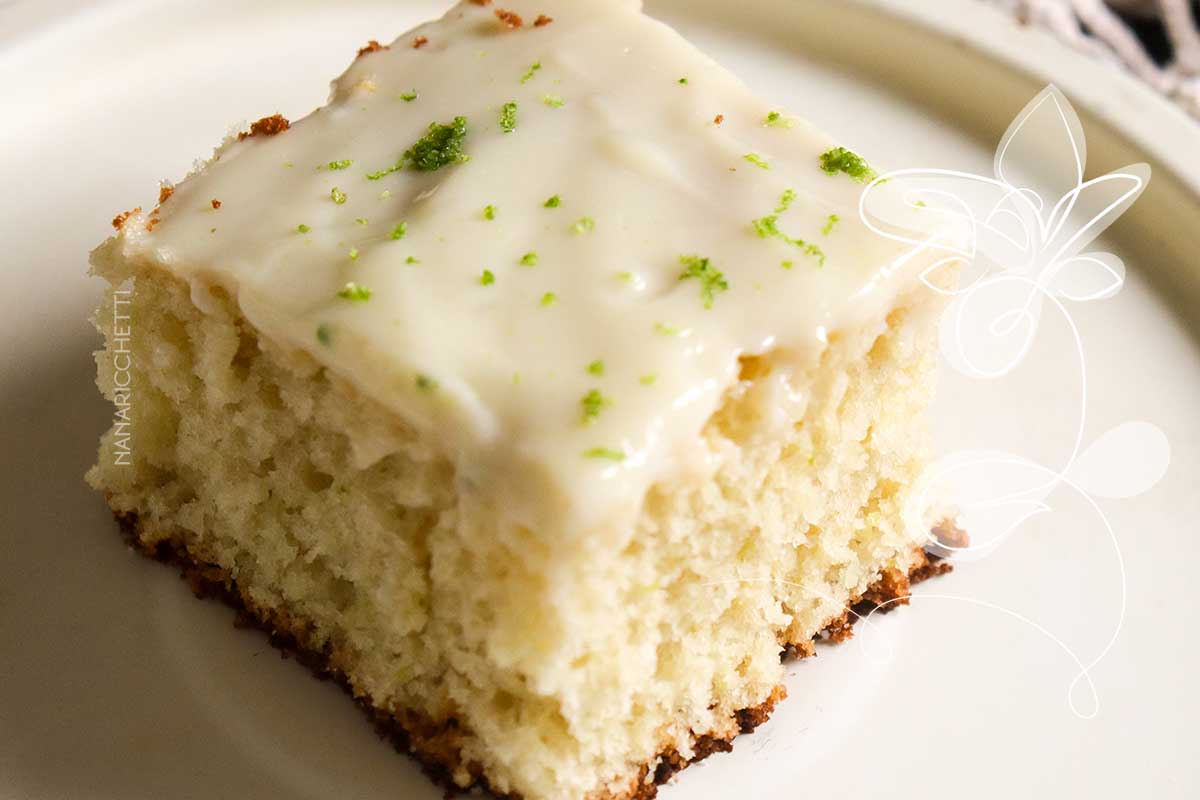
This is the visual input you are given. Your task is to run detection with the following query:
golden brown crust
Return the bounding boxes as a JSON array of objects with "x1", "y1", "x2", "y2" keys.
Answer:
[
  {"x1": 111, "y1": 206, "x2": 141, "y2": 230},
  {"x1": 861, "y1": 566, "x2": 911, "y2": 609},
  {"x1": 412, "y1": 35, "x2": 429, "y2": 49},
  {"x1": 910, "y1": 553, "x2": 955, "y2": 584},
  {"x1": 357, "y1": 39, "x2": 388, "y2": 58},
  {"x1": 821, "y1": 610, "x2": 856, "y2": 644},
  {"x1": 111, "y1": 510, "x2": 951, "y2": 799},
  {"x1": 534, "y1": 14, "x2": 554, "y2": 27},
  {"x1": 237, "y1": 113, "x2": 290, "y2": 141},
  {"x1": 495, "y1": 9, "x2": 524, "y2": 29}
]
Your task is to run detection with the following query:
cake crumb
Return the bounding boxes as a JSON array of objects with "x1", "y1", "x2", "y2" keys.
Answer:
[
  {"x1": 357, "y1": 40, "x2": 388, "y2": 57},
  {"x1": 158, "y1": 184, "x2": 175, "y2": 205},
  {"x1": 822, "y1": 611, "x2": 855, "y2": 643},
  {"x1": 734, "y1": 685, "x2": 786, "y2": 733},
  {"x1": 932, "y1": 519, "x2": 970, "y2": 550},
  {"x1": 534, "y1": 14, "x2": 553, "y2": 26},
  {"x1": 211, "y1": 199, "x2": 222, "y2": 210},
  {"x1": 495, "y1": 9, "x2": 523, "y2": 28},
  {"x1": 412, "y1": 35, "x2": 429, "y2": 49},
  {"x1": 111, "y1": 207, "x2": 141, "y2": 230},
  {"x1": 861, "y1": 567, "x2": 911, "y2": 610},
  {"x1": 471, "y1": 0, "x2": 493, "y2": 4},
  {"x1": 714, "y1": 114, "x2": 725, "y2": 125},
  {"x1": 237, "y1": 114, "x2": 290, "y2": 141}
]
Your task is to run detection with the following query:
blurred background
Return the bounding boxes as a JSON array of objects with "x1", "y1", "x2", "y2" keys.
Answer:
[
  {"x1": 2, "y1": 0, "x2": 1199, "y2": 118},
  {"x1": 989, "y1": 0, "x2": 1200, "y2": 117}
]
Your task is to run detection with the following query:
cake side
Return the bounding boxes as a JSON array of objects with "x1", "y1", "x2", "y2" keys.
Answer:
[{"x1": 88, "y1": 241, "x2": 951, "y2": 799}]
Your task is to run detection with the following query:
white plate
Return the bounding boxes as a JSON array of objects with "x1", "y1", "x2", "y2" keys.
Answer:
[{"x1": 2, "y1": 1, "x2": 1198, "y2": 798}]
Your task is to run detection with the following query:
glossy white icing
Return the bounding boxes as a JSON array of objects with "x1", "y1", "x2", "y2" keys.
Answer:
[{"x1": 121, "y1": 0, "x2": 947, "y2": 536}]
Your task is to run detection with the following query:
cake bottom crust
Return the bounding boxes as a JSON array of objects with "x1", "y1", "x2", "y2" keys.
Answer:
[{"x1": 113, "y1": 511, "x2": 951, "y2": 800}]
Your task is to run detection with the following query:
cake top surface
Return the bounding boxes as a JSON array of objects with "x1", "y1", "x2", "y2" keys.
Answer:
[{"x1": 117, "y1": 0, "x2": 942, "y2": 535}]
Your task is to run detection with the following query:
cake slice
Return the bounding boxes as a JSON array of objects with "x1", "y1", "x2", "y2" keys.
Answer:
[{"x1": 88, "y1": 1, "x2": 960, "y2": 797}]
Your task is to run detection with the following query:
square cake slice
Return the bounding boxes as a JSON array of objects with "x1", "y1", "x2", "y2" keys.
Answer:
[{"x1": 88, "y1": 1, "x2": 959, "y2": 797}]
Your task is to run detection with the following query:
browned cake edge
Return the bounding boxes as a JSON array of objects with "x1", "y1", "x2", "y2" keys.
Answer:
[{"x1": 112, "y1": 510, "x2": 954, "y2": 800}]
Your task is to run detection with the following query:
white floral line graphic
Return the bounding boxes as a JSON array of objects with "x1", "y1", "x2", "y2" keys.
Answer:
[
  {"x1": 856, "y1": 85, "x2": 1170, "y2": 718},
  {"x1": 706, "y1": 86, "x2": 1169, "y2": 723}
]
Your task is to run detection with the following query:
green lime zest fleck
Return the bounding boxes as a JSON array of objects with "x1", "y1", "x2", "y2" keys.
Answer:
[
  {"x1": 415, "y1": 374, "x2": 437, "y2": 392},
  {"x1": 580, "y1": 389, "x2": 612, "y2": 424},
  {"x1": 369, "y1": 116, "x2": 470, "y2": 178},
  {"x1": 752, "y1": 214, "x2": 781, "y2": 239},
  {"x1": 542, "y1": 94, "x2": 566, "y2": 108},
  {"x1": 520, "y1": 61, "x2": 542, "y2": 84},
  {"x1": 775, "y1": 188, "x2": 797, "y2": 213},
  {"x1": 316, "y1": 324, "x2": 332, "y2": 346},
  {"x1": 483, "y1": 204, "x2": 496, "y2": 220},
  {"x1": 583, "y1": 447, "x2": 625, "y2": 461},
  {"x1": 743, "y1": 153, "x2": 770, "y2": 169},
  {"x1": 480, "y1": 269, "x2": 495, "y2": 286},
  {"x1": 539, "y1": 292, "x2": 557, "y2": 307},
  {"x1": 818, "y1": 146, "x2": 877, "y2": 182},
  {"x1": 331, "y1": 187, "x2": 348, "y2": 204},
  {"x1": 520, "y1": 251, "x2": 539, "y2": 266},
  {"x1": 379, "y1": 190, "x2": 392, "y2": 199},
  {"x1": 587, "y1": 360, "x2": 605, "y2": 377},
  {"x1": 822, "y1": 214, "x2": 840, "y2": 235},
  {"x1": 390, "y1": 222, "x2": 408, "y2": 240},
  {"x1": 404, "y1": 116, "x2": 469, "y2": 171},
  {"x1": 752, "y1": 214, "x2": 827, "y2": 267},
  {"x1": 915, "y1": 200, "x2": 927, "y2": 207},
  {"x1": 400, "y1": 90, "x2": 418, "y2": 102},
  {"x1": 654, "y1": 322, "x2": 681, "y2": 336},
  {"x1": 544, "y1": 194, "x2": 561, "y2": 208},
  {"x1": 367, "y1": 165, "x2": 400, "y2": 180},
  {"x1": 337, "y1": 281, "x2": 371, "y2": 301},
  {"x1": 639, "y1": 373, "x2": 657, "y2": 386},
  {"x1": 297, "y1": 224, "x2": 311, "y2": 233},
  {"x1": 764, "y1": 111, "x2": 793, "y2": 128},
  {"x1": 678, "y1": 77, "x2": 689, "y2": 85},
  {"x1": 801, "y1": 241, "x2": 828, "y2": 267},
  {"x1": 499, "y1": 101, "x2": 518, "y2": 133},
  {"x1": 678, "y1": 254, "x2": 728, "y2": 309},
  {"x1": 571, "y1": 217, "x2": 595, "y2": 235},
  {"x1": 283, "y1": 161, "x2": 294, "y2": 168},
  {"x1": 355, "y1": 217, "x2": 369, "y2": 226},
  {"x1": 348, "y1": 247, "x2": 360, "y2": 260},
  {"x1": 405, "y1": 256, "x2": 420, "y2": 264},
  {"x1": 327, "y1": 159, "x2": 353, "y2": 170}
]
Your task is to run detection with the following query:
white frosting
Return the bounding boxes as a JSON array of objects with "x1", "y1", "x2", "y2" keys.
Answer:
[{"x1": 128, "y1": 0, "x2": 945, "y2": 537}]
